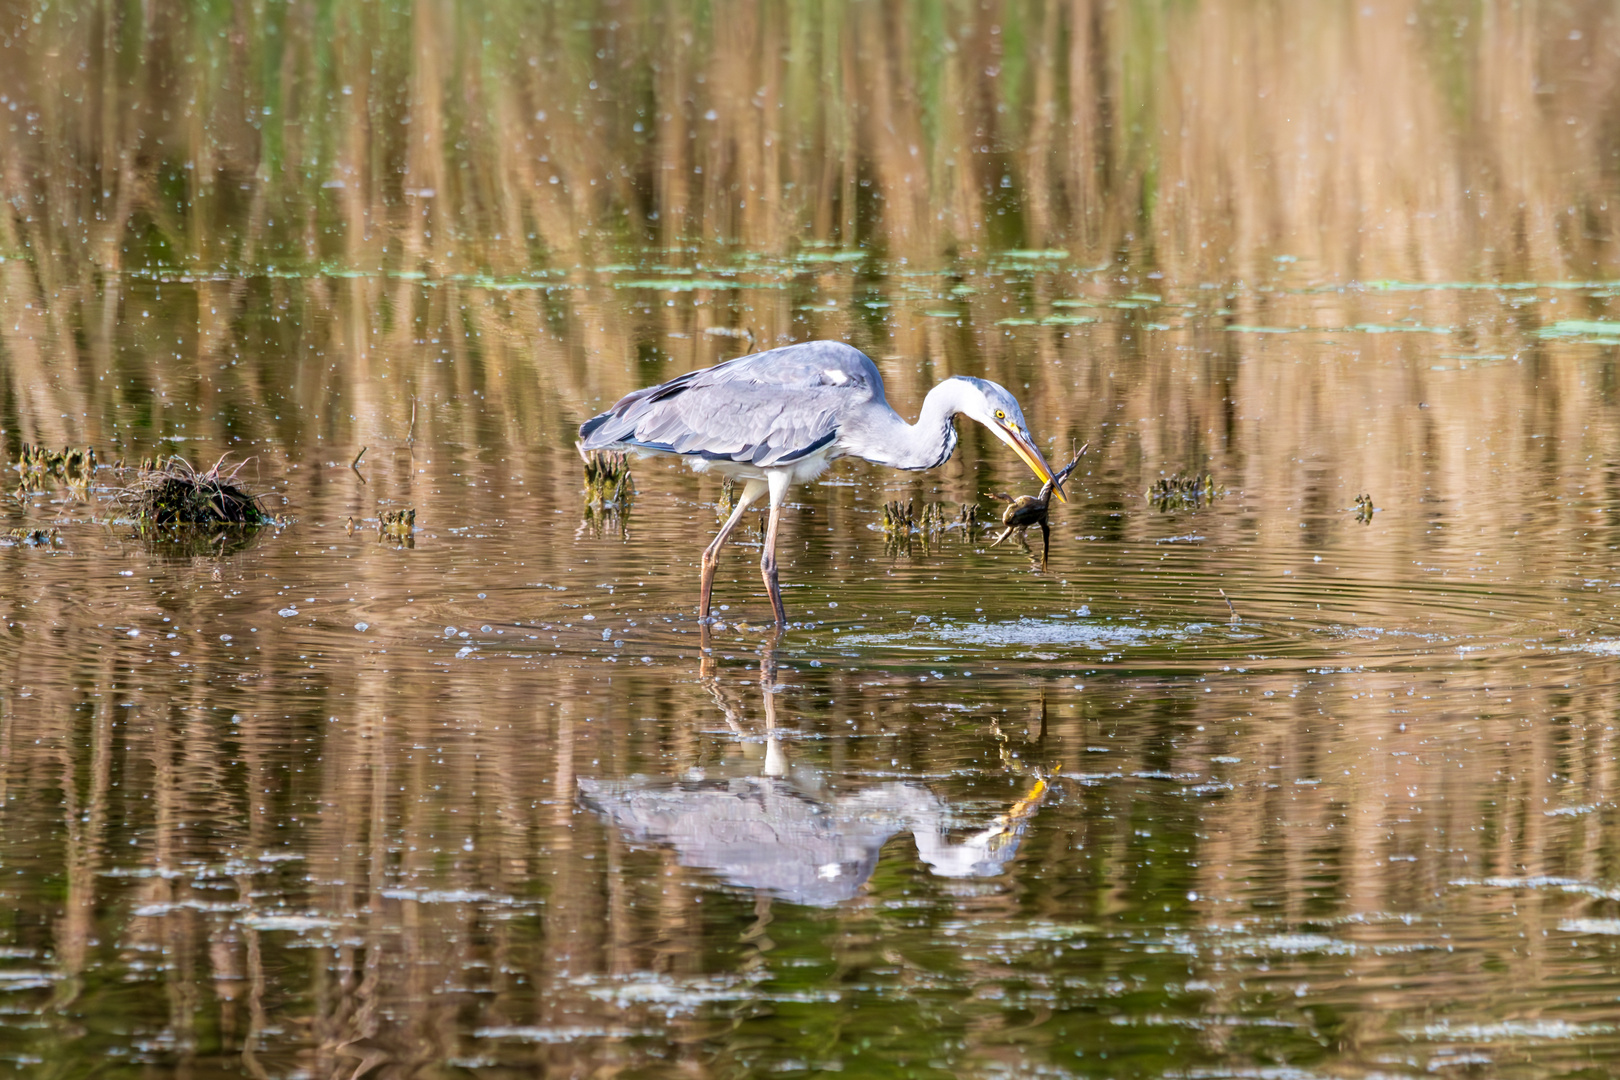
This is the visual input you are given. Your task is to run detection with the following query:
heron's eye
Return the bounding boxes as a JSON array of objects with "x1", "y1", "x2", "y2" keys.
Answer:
[{"x1": 994, "y1": 409, "x2": 1006, "y2": 420}]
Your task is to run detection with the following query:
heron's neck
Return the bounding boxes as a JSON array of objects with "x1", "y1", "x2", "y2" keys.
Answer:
[{"x1": 845, "y1": 379, "x2": 970, "y2": 471}]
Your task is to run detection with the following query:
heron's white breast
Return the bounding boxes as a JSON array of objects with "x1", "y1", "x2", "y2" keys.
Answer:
[{"x1": 641, "y1": 443, "x2": 845, "y2": 487}]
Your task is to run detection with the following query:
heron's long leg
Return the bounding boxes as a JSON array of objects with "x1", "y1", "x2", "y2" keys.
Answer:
[
  {"x1": 699, "y1": 478, "x2": 767, "y2": 621},
  {"x1": 1039, "y1": 520, "x2": 1050, "y2": 565},
  {"x1": 759, "y1": 473, "x2": 791, "y2": 625}
]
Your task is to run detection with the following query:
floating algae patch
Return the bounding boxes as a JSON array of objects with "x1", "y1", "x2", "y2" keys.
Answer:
[
  {"x1": 1224, "y1": 322, "x2": 1454, "y2": 335},
  {"x1": 612, "y1": 278, "x2": 789, "y2": 292},
  {"x1": 998, "y1": 249, "x2": 1071, "y2": 260},
  {"x1": 1354, "y1": 321, "x2": 1454, "y2": 334},
  {"x1": 1364, "y1": 279, "x2": 1620, "y2": 292},
  {"x1": 1539, "y1": 320, "x2": 1620, "y2": 342},
  {"x1": 995, "y1": 314, "x2": 1098, "y2": 327},
  {"x1": 116, "y1": 456, "x2": 273, "y2": 528},
  {"x1": 791, "y1": 249, "x2": 868, "y2": 265}
]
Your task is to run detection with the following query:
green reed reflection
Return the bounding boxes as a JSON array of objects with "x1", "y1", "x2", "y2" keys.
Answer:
[{"x1": 3, "y1": 0, "x2": 1618, "y2": 282}]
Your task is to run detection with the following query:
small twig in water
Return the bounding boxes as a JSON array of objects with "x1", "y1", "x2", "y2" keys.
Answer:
[
  {"x1": 1219, "y1": 588, "x2": 1238, "y2": 622},
  {"x1": 352, "y1": 446, "x2": 367, "y2": 469},
  {"x1": 406, "y1": 399, "x2": 418, "y2": 445}
]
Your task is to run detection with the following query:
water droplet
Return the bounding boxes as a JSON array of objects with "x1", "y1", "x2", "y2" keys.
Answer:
[
  {"x1": 278, "y1": 608, "x2": 298, "y2": 618},
  {"x1": 354, "y1": 622, "x2": 368, "y2": 632}
]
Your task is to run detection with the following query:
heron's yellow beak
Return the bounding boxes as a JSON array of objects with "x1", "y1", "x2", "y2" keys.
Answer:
[{"x1": 991, "y1": 421, "x2": 1068, "y2": 503}]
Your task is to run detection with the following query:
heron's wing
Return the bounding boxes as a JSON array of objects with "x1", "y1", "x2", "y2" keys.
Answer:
[{"x1": 580, "y1": 341, "x2": 886, "y2": 467}]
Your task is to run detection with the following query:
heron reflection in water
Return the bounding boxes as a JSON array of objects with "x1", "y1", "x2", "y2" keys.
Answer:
[
  {"x1": 578, "y1": 635, "x2": 1051, "y2": 906},
  {"x1": 579, "y1": 340, "x2": 1065, "y2": 624}
]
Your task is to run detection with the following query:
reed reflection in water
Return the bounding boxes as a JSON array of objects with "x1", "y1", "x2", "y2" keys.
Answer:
[{"x1": 1, "y1": 0, "x2": 1617, "y2": 279}]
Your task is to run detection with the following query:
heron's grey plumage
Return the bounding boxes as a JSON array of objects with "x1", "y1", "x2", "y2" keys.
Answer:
[
  {"x1": 577, "y1": 339, "x2": 1062, "y2": 623},
  {"x1": 580, "y1": 340, "x2": 983, "y2": 473},
  {"x1": 580, "y1": 341, "x2": 879, "y2": 467}
]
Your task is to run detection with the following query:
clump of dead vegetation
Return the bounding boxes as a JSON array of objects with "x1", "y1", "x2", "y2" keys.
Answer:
[
  {"x1": 116, "y1": 455, "x2": 273, "y2": 528},
  {"x1": 12, "y1": 444, "x2": 97, "y2": 495},
  {"x1": 580, "y1": 448, "x2": 634, "y2": 512},
  {"x1": 577, "y1": 446, "x2": 634, "y2": 540},
  {"x1": 879, "y1": 499, "x2": 980, "y2": 556},
  {"x1": 5, "y1": 526, "x2": 60, "y2": 547},
  {"x1": 379, "y1": 507, "x2": 416, "y2": 544},
  {"x1": 1148, "y1": 471, "x2": 1223, "y2": 512}
]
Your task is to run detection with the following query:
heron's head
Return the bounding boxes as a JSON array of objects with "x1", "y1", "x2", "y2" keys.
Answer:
[{"x1": 951, "y1": 377, "x2": 1067, "y2": 503}]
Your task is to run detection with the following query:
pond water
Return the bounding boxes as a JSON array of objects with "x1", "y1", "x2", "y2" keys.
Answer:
[{"x1": 5, "y1": 2, "x2": 1620, "y2": 1077}]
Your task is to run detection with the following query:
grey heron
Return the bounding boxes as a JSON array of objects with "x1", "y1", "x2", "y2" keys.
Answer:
[{"x1": 578, "y1": 339, "x2": 1064, "y2": 624}]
